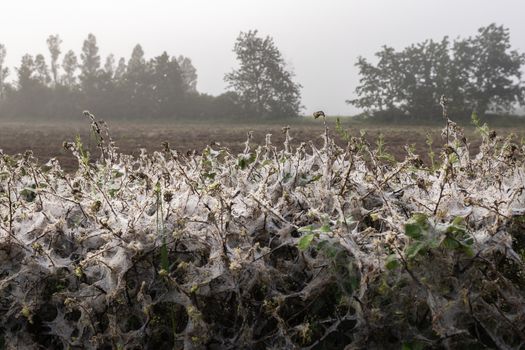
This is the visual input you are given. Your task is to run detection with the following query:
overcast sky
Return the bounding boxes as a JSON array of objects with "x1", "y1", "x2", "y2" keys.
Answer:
[{"x1": 1, "y1": 0, "x2": 524, "y2": 115}]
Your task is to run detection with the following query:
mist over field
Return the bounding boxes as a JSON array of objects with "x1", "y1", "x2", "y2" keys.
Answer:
[{"x1": 1, "y1": 1, "x2": 525, "y2": 349}]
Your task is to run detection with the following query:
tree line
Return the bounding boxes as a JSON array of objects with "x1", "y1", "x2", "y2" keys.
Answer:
[
  {"x1": 1, "y1": 24, "x2": 523, "y2": 123},
  {"x1": 0, "y1": 31, "x2": 303, "y2": 121},
  {"x1": 348, "y1": 24, "x2": 525, "y2": 121}
]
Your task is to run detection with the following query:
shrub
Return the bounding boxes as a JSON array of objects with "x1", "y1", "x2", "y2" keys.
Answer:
[{"x1": 0, "y1": 107, "x2": 524, "y2": 349}]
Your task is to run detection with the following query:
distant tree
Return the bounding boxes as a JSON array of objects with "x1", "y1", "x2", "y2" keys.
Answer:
[
  {"x1": 124, "y1": 44, "x2": 152, "y2": 118},
  {"x1": 98, "y1": 54, "x2": 117, "y2": 93},
  {"x1": 17, "y1": 54, "x2": 37, "y2": 90},
  {"x1": 151, "y1": 52, "x2": 186, "y2": 118},
  {"x1": 225, "y1": 30, "x2": 302, "y2": 119},
  {"x1": 90, "y1": 54, "x2": 118, "y2": 117},
  {"x1": 399, "y1": 38, "x2": 452, "y2": 118},
  {"x1": 348, "y1": 47, "x2": 404, "y2": 113},
  {"x1": 349, "y1": 40, "x2": 457, "y2": 119},
  {"x1": 79, "y1": 33, "x2": 101, "y2": 94},
  {"x1": 453, "y1": 24, "x2": 525, "y2": 114},
  {"x1": 127, "y1": 44, "x2": 146, "y2": 77},
  {"x1": 212, "y1": 91, "x2": 243, "y2": 118},
  {"x1": 34, "y1": 54, "x2": 51, "y2": 86},
  {"x1": 46, "y1": 34, "x2": 62, "y2": 86},
  {"x1": 348, "y1": 24, "x2": 525, "y2": 120},
  {"x1": 61, "y1": 50, "x2": 78, "y2": 88},
  {"x1": 13, "y1": 54, "x2": 52, "y2": 117},
  {"x1": 104, "y1": 54, "x2": 116, "y2": 78},
  {"x1": 114, "y1": 57, "x2": 127, "y2": 81},
  {"x1": 0, "y1": 44, "x2": 8, "y2": 99},
  {"x1": 0, "y1": 33, "x2": 234, "y2": 121},
  {"x1": 177, "y1": 55, "x2": 198, "y2": 92}
]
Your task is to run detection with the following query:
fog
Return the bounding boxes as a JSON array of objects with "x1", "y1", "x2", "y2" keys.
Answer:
[{"x1": 0, "y1": 0, "x2": 524, "y2": 115}]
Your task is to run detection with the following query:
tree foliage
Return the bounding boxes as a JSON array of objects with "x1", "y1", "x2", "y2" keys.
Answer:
[
  {"x1": 46, "y1": 34, "x2": 62, "y2": 86},
  {"x1": 0, "y1": 44, "x2": 9, "y2": 99},
  {"x1": 0, "y1": 34, "x2": 246, "y2": 121},
  {"x1": 61, "y1": 50, "x2": 78, "y2": 88},
  {"x1": 348, "y1": 24, "x2": 525, "y2": 120},
  {"x1": 79, "y1": 33, "x2": 101, "y2": 96},
  {"x1": 225, "y1": 30, "x2": 302, "y2": 119}
]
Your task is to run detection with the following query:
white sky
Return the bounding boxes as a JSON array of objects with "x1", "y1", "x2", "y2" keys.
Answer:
[{"x1": 1, "y1": 0, "x2": 524, "y2": 115}]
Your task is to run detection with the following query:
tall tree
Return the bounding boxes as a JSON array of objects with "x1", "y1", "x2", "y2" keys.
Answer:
[
  {"x1": 348, "y1": 47, "x2": 405, "y2": 113},
  {"x1": 61, "y1": 50, "x2": 78, "y2": 88},
  {"x1": 151, "y1": 52, "x2": 185, "y2": 117},
  {"x1": 0, "y1": 44, "x2": 8, "y2": 99},
  {"x1": 400, "y1": 38, "x2": 453, "y2": 118},
  {"x1": 79, "y1": 33, "x2": 101, "y2": 94},
  {"x1": 14, "y1": 54, "x2": 50, "y2": 118},
  {"x1": 124, "y1": 44, "x2": 151, "y2": 118},
  {"x1": 177, "y1": 55, "x2": 198, "y2": 93},
  {"x1": 34, "y1": 54, "x2": 51, "y2": 86},
  {"x1": 127, "y1": 44, "x2": 147, "y2": 80},
  {"x1": 46, "y1": 34, "x2": 62, "y2": 86},
  {"x1": 17, "y1": 54, "x2": 37, "y2": 91},
  {"x1": 225, "y1": 30, "x2": 302, "y2": 119},
  {"x1": 453, "y1": 24, "x2": 525, "y2": 114},
  {"x1": 114, "y1": 57, "x2": 127, "y2": 81},
  {"x1": 348, "y1": 24, "x2": 525, "y2": 119},
  {"x1": 104, "y1": 54, "x2": 116, "y2": 78}
]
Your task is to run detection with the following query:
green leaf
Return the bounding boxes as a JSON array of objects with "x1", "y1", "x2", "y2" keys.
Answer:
[
  {"x1": 442, "y1": 237, "x2": 460, "y2": 250},
  {"x1": 237, "y1": 157, "x2": 247, "y2": 170},
  {"x1": 112, "y1": 170, "x2": 124, "y2": 178},
  {"x1": 348, "y1": 275, "x2": 360, "y2": 291},
  {"x1": 317, "y1": 240, "x2": 330, "y2": 251},
  {"x1": 462, "y1": 235, "x2": 474, "y2": 246},
  {"x1": 405, "y1": 213, "x2": 429, "y2": 239},
  {"x1": 237, "y1": 153, "x2": 255, "y2": 170},
  {"x1": 385, "y1": 254, "x2": 400, "y2": 270},
  {"x1": 20, "y1": 187, "x2": 37, "y2": 202},
  {"x1": 202, "y1": 171, "x2": 216, "y2": 180},
  {"x1": 460, "y1": 245, "x2": 474, "y2": 257},
  {"x1": 316, "y1": 240, "x2": 339, "y2": 258},
  {"x1": 446, "y1": 222, "x2": 466, "y2": 235},
  {"x1": 298, "y1": 225, "x2": 314, "y2": 233},
  {"x1": 298, "y1": 233, "x2": 315, "y2": 251},
  {"x1": 319, "y1": 224, "x2": 332, "y2": 233},
  {"x1": 412, "y1": 213, "x2": 429, "y2": 226},
  {"x1": 108, "y1": 188, "x2": 119, "y2": 198},
  {"x1": 405, "y1": 223, "x2": 423, "y2": 239},
  {"x1": 406, "y1": 241, "x2": 427, "y2": 259},
  {"x1": 309, "y1": 174, "x2": 322, "y2": 182},
  {"x1": 452, "y1": 216, "x2": 465, "y2": 226},
  {"x1": 428, "y1": 237, "x2": 442, "y2": 249}
]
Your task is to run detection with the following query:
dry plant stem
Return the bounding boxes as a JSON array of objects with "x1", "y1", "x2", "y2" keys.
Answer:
[
  {"x1": 248, "y1": 193, "x2": 298, "y2": 228},
  {"x1": 40, "y1": 189, "x2": 89, "y2": 220},
  {"x1": 339, "y1": 153, "x2": 355, "y2": 196},
  {"x1": 6, "y1": 177, "x2": 13, "y2": 238},
  {"x1": 90, "y1": 173, "x2": 118, "y2": 217},
  {"x1": 359, "y1": 159, "x2": 410, "y2": 201},
  {"x1": 433, "y1": 164, "x2": 450, "y2": 215},
  {"x1": 26, "y1": 161, "x2": 45, "y2": 210}
]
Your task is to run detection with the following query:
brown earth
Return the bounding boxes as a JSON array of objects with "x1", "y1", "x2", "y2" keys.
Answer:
[{"x1": 0, "y1": 120, "x2": 522, "y2": 171}]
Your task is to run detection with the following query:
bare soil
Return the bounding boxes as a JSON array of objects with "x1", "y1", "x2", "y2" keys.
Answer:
[{"x1": 1, "y1": 120, "x2": 522, "y2": 171}]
